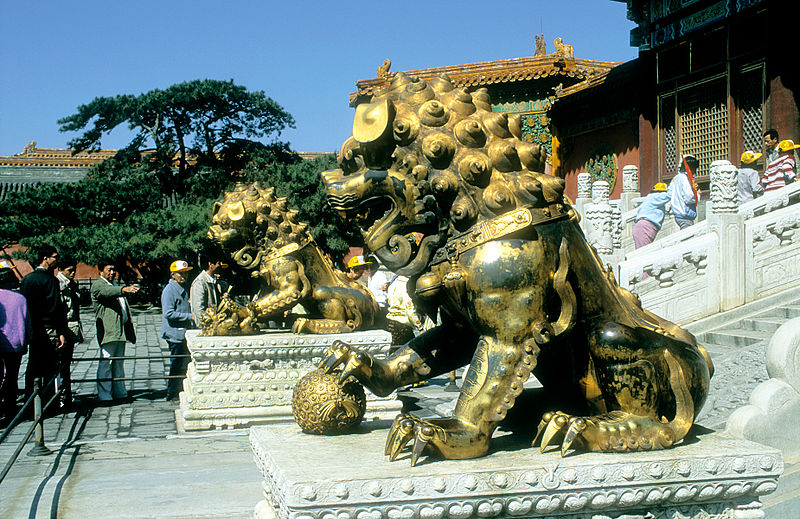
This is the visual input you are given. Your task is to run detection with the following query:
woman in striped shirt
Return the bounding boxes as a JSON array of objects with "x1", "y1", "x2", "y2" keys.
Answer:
[{"x1": 762, "y1": 139, "x2": 800, "y2": 192}]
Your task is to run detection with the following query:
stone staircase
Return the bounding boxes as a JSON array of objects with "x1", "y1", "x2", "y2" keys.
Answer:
[
  {"x1": 686, "y1": 288, "x2": 800, "y2": 430},
  {"x1": 683, "y1": 286, "x2": 800, "y2": 518}
]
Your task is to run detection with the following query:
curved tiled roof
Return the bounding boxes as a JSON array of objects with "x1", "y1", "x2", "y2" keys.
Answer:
[
  {"x1": 0, "y1": 142, "x2": 116, "y2": 168},
  {"x1": 351, "y1": 54, "x2": 620, "y2": 105}
]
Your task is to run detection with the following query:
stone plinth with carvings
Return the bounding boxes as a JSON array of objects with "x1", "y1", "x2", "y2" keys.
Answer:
[
  {"x1": 177, "y1": 329, "x2": 397, "y2": 432},
  {"x1": 250, "y1": 423, "x2": 782, "y2": 519}
]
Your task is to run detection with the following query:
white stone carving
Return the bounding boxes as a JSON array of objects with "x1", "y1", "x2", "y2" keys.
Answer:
[
  {"x1": 727, "y1": 316, "x2": 800, "y2": 460},
  {"x1": 592, "y1": 179, "x2": 609, "y2": 204},
  {"x1": 584, "y1": 181, "x2": 614, "y2": 255},
  {"x1": 622, "y1": 165, "x2": 639, "y2": 193},
  {"x1": 177, "y1": 329, "x2": 397, "y2": 431},
  {"x1": 251, "y1": 424, "x2": 782, "y2": 519},
  {"x1": 576, "y1": 172, "x2": 591, "y2": 199},
  {"x1": 710, "y1": 164, "x2": 738, "y2": 214}
]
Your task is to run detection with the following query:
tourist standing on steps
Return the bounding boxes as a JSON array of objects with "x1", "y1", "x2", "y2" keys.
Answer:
[
  {"x1": 738, "y1": 151, "x2": 764, "y2": 204},
  {"x1": 0, "y1": 264, "x2": 30, "y2": 426},
  {"x1": 19, "y1": 244, "x2": 67, "y2": 403},
  {"x1": 632, "y1": 183, "x2": 669, "y2": 249},
  {"x1": 56, "y1": 258, "x2": 83, "y2": 407},
  {"x1": 763, "y1": 128, "x2": 780, "y2": 164},
  {"x1": 91, "y1": 261, "x2": 139, "y2": 401},
  {"x1": 667, "y1": 154, "x2": 699, "y2": 230},
  {"x1": 161, "y1": 260, "x2": 194, "y2": 401},
  {"x1": 189, "y1": 254, "x2": 229, "y2": 327},
  {"x1": 762, "y1": 139, "x2": 799, "y2": 192}
]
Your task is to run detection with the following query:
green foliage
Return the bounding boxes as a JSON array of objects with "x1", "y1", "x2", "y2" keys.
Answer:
[
  {"x1": 3, "y1": 80, "x2": 355, "y2": 280},
  {"x1": 58, "y1": 79, "x2": 295, "y2": 197},
  {"x1": 246, "y1": 153, "x2": 361, "y2": 260}
]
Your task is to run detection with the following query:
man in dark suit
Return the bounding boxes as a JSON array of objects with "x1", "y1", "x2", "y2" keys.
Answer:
[
  {"x1": 19, "y1": 244, "x2": 67, "y2": 402},
  {"x1": 90, "y1": 261, "x2": 139, "y2": 401}
]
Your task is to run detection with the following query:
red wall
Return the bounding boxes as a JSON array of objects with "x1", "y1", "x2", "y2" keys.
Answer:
[{"x1": 562, "y1": 121, "x2": 640, "y2": 201}]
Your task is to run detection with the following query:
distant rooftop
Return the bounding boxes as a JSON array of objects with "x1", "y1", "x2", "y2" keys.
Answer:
[
  {"x1": 0, "y1": 141, "x2": 116, "y2": 168},
  {"x1": 350, "y1": 40, "x2": 620, "y2": 106}
]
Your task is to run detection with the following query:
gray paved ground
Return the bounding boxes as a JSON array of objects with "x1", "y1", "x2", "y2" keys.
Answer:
[{"x1": 0, "y1": 307, "x2": 796, "y2": 518}]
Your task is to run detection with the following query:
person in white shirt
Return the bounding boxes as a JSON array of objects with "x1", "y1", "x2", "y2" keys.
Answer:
[{"x1": 190, "y1": 255, "x2": 229, "y2": 326}]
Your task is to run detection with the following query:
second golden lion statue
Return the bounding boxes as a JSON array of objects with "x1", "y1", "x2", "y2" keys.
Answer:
[{"x1": 204, "y1": 182, "x2": 377, "y2": 335}]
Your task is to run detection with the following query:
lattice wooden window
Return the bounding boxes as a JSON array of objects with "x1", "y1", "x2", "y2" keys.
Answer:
[
  {"x1": 659, "y1": 94, "x2": 677, "y2": 177},
  {"x1": 677, "y1": 78, "x2": 729, "y2": 177},
  {"x1": 738, "y1": 66, "x2": 764, "y2": 154}
]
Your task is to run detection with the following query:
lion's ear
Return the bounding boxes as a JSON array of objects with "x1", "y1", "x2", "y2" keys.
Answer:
[
  {"x1": 227, "y1": 201, "x2": 246, "y2": 221},
  {"x1": 212, "y1": 202, "x2": 222, "y2": 216},
  {"x1": 353, "y1": 98, "x2": 395, "y2": 144}
]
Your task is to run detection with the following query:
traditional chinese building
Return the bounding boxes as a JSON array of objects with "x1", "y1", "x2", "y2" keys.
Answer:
[
  {"x1": 0, "y1": 142, "x2": 331, "y2": 201},
  {"x1": 350, "y1": 42, "x2": 620, "y2": 178},
  {"x1": 550, "y1": 0, "x2": 796, "y2": 198},
  {"x1": 0, "y1": 141, "x2": 116, "y2": 200}
]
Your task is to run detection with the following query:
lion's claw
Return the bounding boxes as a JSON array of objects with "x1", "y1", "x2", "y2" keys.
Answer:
[
  {"x1": 533, "y1": 410, "x2": 678, "y2": 456},
  {"x1": 385, "y1": 414, "x2": 444, "y2": 466}
]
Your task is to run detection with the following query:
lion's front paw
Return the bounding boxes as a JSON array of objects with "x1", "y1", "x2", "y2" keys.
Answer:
[
  {"x1": 533, "y1": 410, "x2": 679, "y2": 456},
  {"x1": 385, "y1": 415, "x2": 487, "y2": 466},
  {"x1": 319, "y1": 340, "x2": 374, "y2": 382}
]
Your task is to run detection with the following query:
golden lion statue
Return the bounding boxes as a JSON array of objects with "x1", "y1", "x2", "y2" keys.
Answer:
[
  {"x1": 318, "y1": 72, "x2": 713, "y2": 465},
  {"x1": 205, "y1": 182, "x2": 377, "y2": 335}
]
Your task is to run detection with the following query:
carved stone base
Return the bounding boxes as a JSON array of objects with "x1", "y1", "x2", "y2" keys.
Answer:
[
  {"x1": 177, "y1": 329, "x2": 398, "y2": 432},
  {"x1": 250, "y1": 423, "x2": 782, "y2": 519}
]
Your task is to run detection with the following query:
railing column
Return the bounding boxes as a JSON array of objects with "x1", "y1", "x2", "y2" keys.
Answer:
[
  {"x1": 709, "y1": 163, "x2": 745, "y2": 311},
  {"x1": 27, "y1": 378, "x2": 52, "y2": 457}
]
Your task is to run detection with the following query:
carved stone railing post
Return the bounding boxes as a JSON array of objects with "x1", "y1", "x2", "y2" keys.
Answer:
[
  {"x1": 709, "y1": 163, "x2": 745, "y2": 310},
  {"x1": 620, "y1": 165, "x2": 640, "y2": 209},
  {"x1": 585, "y1": 180, "x2": 613, "y2": 255},
  {"x1": 619, "y1": 165, "x2": 640, "y2": 240},
  {"x1": 574, "y1": 172, "x2": 592, "y2": 234},
  {"x1": 710, "y1": 163, "x2": 738, "y2": 215},
  {"x1": 708, "y1": 160, "x2": 733, "y2": 217}
]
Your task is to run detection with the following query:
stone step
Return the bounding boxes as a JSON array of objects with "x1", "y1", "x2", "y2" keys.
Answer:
[
  {"x1": 762, "y1": 460, "x2": 800, "y2": 519},
  {"x1": 756, "y1": 304, "x2": 800, "y2": 319},
  {"x1": 697, "y1": 341, "x2": 741, "y2": 358},
  {"x1": 698, "y1": 328, "x2": 772, "y2": 348},
  {"x1": 739, "y1": 317, "x2": 786, "y2": 333}
]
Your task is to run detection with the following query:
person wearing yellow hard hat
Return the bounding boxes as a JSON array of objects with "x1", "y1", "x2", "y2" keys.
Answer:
[
  {"x1": 161, "y1": 260, "x2": 194, "y2": 401},
  {"x1": 738, "y1": 150, "x2": 764, "y2": 204},
  {"x1": 763, "y1": 139, "x2": 800, "y2": 192},
  {"x1": 345, "y1": 255, "x2": 371, "y2": 283},
  {"x1": 633, "y1": 182, "x2": 670, "y2": 249}
]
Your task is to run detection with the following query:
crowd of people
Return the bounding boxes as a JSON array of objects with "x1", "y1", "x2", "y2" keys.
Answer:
[
  {"x1": 633, "y1": 130, "x2": 800, "y2": 249},
  {"x1": 0, "y1": 238, "x2": 442, "y2": 428},
  {"x1": 0, "y1": 247, "x2": 234, "y2": 427}
]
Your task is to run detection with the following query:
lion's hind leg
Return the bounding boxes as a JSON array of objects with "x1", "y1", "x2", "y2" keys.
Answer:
[{"x1": 534, "y1": 349, "x2": 694, "y2": 456}]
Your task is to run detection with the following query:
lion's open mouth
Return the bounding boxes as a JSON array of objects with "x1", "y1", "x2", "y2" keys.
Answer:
[{"x1": 351, "y1": 196, "x2": 394, "y2": 237}]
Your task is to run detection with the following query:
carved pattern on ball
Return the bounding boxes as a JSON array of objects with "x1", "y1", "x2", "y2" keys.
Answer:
[{"x1": 291, "y1": 369, "x2": 366, "y2": 435}]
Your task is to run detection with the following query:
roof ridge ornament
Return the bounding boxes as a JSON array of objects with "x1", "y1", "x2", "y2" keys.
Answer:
[{"x1": 554, "y1": 37, "x2": 574, "y2": 59}]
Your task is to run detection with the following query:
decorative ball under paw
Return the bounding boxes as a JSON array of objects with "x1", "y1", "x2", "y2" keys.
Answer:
[{"x1": 292, "y1": 369, "x2": 366, "y2": 435}]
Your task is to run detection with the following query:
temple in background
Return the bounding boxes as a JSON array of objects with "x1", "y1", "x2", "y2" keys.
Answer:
[
  {"x1": 552, "y1": 0, "x2": 795, "y2": 197},
  {"x1": 0, "y1": 141, "x2": 115, "y2": 200},
  {"x1": 351, "y1": 0, "x2": 796, "y2": 201},
  {"x1": 349, "y1": 40, "x2": 620, "y2": 199},
  {"x1": 0, "y1": 141, "x2": 331, "y2": 201}
]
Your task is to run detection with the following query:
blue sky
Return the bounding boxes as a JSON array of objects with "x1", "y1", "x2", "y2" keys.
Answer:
[{"x1": 0, "y1": 1, "x2": 637, "y2": 156}]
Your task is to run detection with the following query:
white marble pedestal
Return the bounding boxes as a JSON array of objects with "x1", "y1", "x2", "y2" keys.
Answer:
[
  {"x1": 250, "y1": 422, "x2": 782, "y2": 519},
  {"x1": 176, "y1": 329, "x2": 398, "y2": 432}
]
